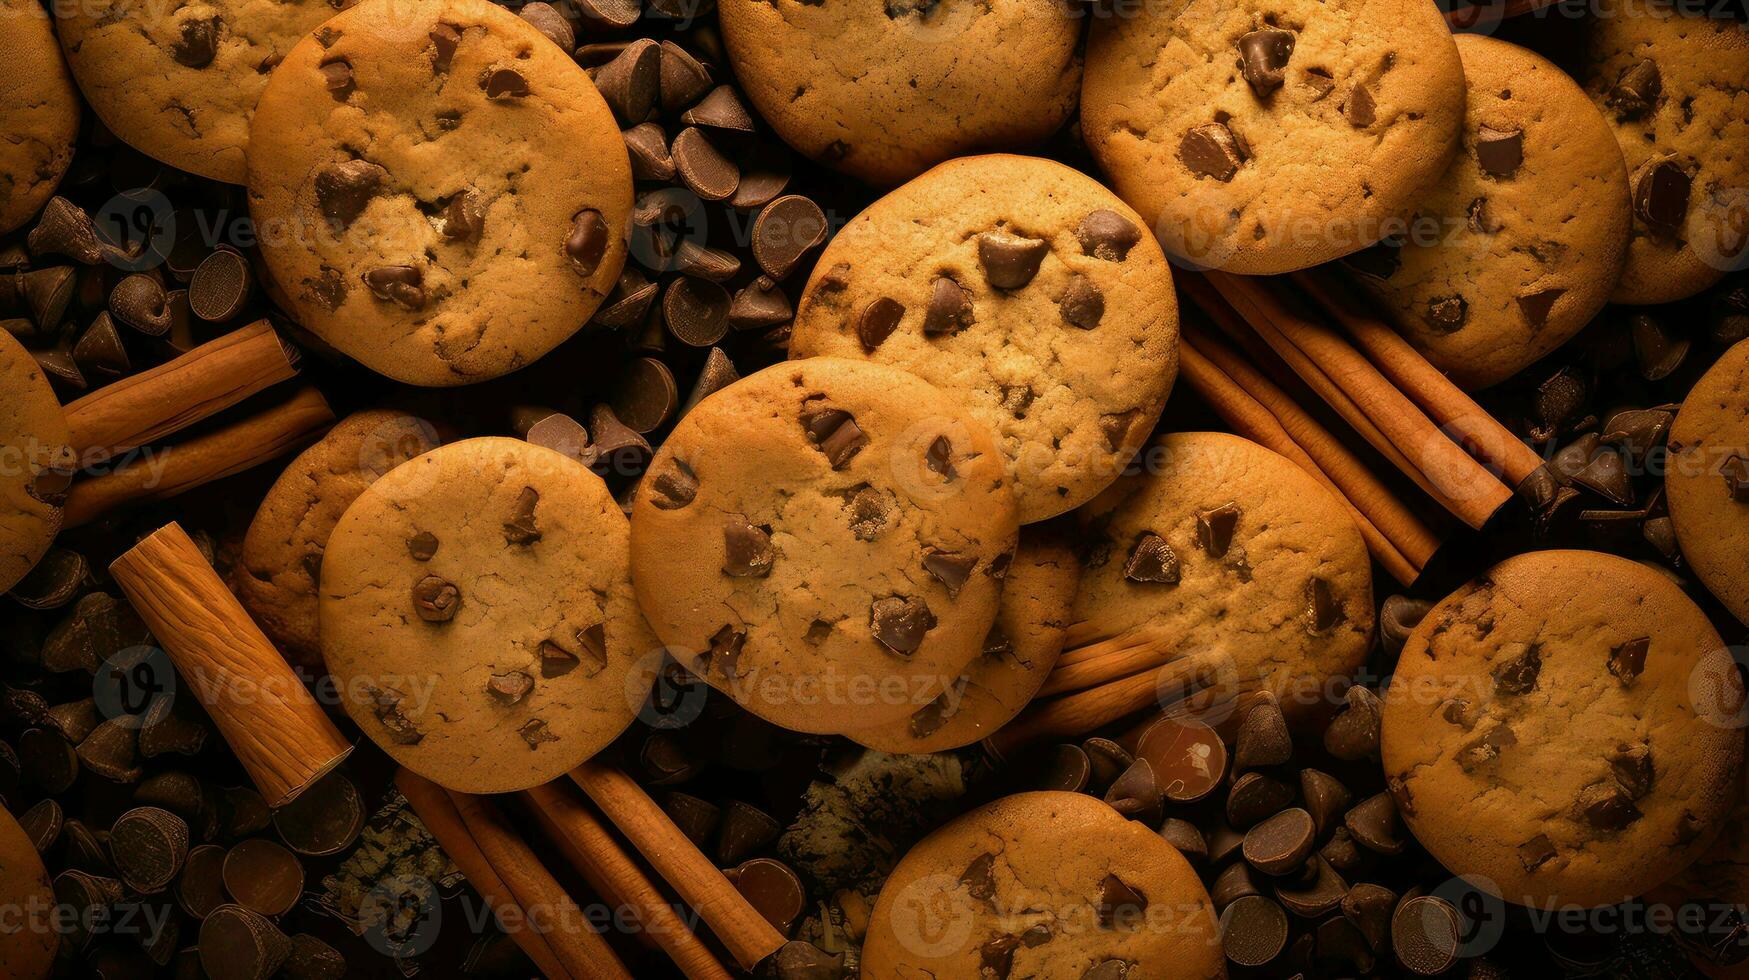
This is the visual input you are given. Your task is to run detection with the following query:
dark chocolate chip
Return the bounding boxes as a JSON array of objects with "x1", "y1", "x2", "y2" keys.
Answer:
[
  {"x1": 1160, "y1": 818, "x2": 1207, "y2": 862},
  {"x1": 960, "y1": 852, "x2": 997, "y2": 900},
  {"x1": 1492, "y1": 646, "x2": 1541, "y2": 695},
  {"x1": 870, "y1": 596, "x2": 935, "y2": 655},
  {"x1": 1197, "y1": 503, "x2": 1240, "y2": 558},
  {"x1": 1239, "y1": 28, "x2": 1295, "y2": 96},
  {"x1": 723, "y1": 521, "x2": 775, "y2": 577},
  {"x1": 1608, "y1": 637, "x2": 1649, "y2": 685},
  {"x1": 480, "y1": 67, "x2": 530, "y2": 99},
  {"x1": 1304, "y1": 577, "x2": 1342, "y2": 634},
  {"x1": 856, "y1": 297, "x2": 905, "y2": 350},
  {"x1": 1076, "y1": 209, "x2": 1141, "y2": 261},
  {"x1": 412, "y1": 575, "x2": 460, "y2": 622},
  {"x1": 518, "y1": 719, "x2": 559, "y2": 748},
  {"x1": 1103, "y1": 758, "x2": 1164, "y2": 823},
  {"x1": 658, "y1": 40, "x2": 712, "y2": 112},
  {"x1": 717, "y1": 800, "x2": 779, "y2": 865},
  {"x1": 1475, "y1": 126, "x2": 1523, "y2": 177},
  {"x1": 1181, "y1": 122, "x2": 1247, "y2": 181},
  {"x1": 1425, "y1": 295, "x2": 1468, "y2": 333},
  {"x1": 664, "y1": 276, "x2": 732, "y2": 347},
  {"x1": 1576, "y1": 781, "x2": 1642, "y2": 831},
  {"x1": 1606, "y1": 60, "x2": 1661, "y2": 120},
  {"x1": 681, "y1": 85, "x2": 755, "y2": 132},
  {"x1": 978, "y1": 232, "x2": 1050, "y2": 289},
  {"x1": 978, "y1": 934, "x2": 1019, "y2": 980},
  {"x1": 1242, "y1": 807, "x2": 1316, "y2": 876},
  {"x1": 28, "y1": 197, "x2": 104, "y2": 264},
  {"x1": 1517, "y1": 288, "x2": 1564, "y2": 329},
  {"x1": 1221, "y1": 895, "x2": 1289, "y2": 967},
  {"x1": 672, "y1": 127, "x2": 740, "y2": 201},
  {"x1": 1630, "y1": 312, "x2": 1689, "y2": 381},
  {"x1": 1392, "y1": 895, "x2": 1462, "y2": 975},
  {"x1": 922, "y1": 276, "x2": 973, "y2": 335},
  {"x1": 429, "y1": 23, "x2": 461, "y2": 72},
  {"x1": 565, "y1": 209, "x2": 610, "y2": 278},
  {"x1": 503, "y1": 486, "x2": 541, "y2": 544},
  {"x1": 925, "y1": 435, "x2": 954, "y2": 479},
  {"x1": 1097, "y1": 874, "x2": 1148, "y2": 930},
  {"x1": 1300, "y1": 769, "x2": 1352, "y2": 836},
  {"x1": 1227, "y1": 771, "x2": 1295, "y2": 828},
  {"x1": 922, "y1": 549, "x2": 975, "y2": 597},
  {"x1": 407, "y1": 532, "x2": 439, "y2": 561},
  {"x1": 727, "y1": 277, "x2": 791, "y2": 332},
  {"x1": 1345, "y1": 793, "x2": 1404, "y2": 855},
  {"x1": 172, "y1": 18, "x2": 219, "y2": 68},
  {"x1": 1303, "y1": 66, "x2": 1335, "y2": 100},
  {"x1": 314, "y1": 160, "x2": 387, "y2": 229},
  {"x1": 624, "y1": 123, "x2": 676, "y2": 182},
  {"x1": 801, "y1": 407, "x2": 867, "y2": 469},
  {"x1": 361, "y1": 266, "x2": 424, "y2": 310},
  {"x1": 1632, "y1": 159, "x2": 1691, "y2": 235},
  {"x1": 753, "y1": 195, "x2": 828, "y2": 281},
  {"x1": 1234, "y1": 695, "x2": 1291, "y2": 770},
  {"x1": 518, "y1": 1, "x2": 572, "y2": 49},
  {"x1": 1323, "y1": 686, "x2": 1381, "y2": 760},
  {"x1": 1059, "y1": 275, "x2": 1105, "y2": 329},
  {"x1": 595, "y1": 39, "x2": 660, "y2": 125},
  {"x1": 1124, "y1": 533, "x2": 1179, "y2": 584}
]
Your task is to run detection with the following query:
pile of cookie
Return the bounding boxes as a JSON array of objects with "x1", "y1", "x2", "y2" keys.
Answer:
[{"x1": 2, "y1": 0, "x2": 1748, "y2": 976}]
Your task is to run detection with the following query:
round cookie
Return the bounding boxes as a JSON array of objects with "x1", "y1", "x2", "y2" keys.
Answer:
[
  {"x1": 1584, "y1": 9, "x2": 1749, "y2": 305},
  {"x1": 53, "y1": 0, "x2": 335, "y2": 183},
  {"x1": 1081, "y1": 0, "x2": 1465, "y2": 274},
  {"x1": 320, "y1": 437, "x2": 657, "y2": 794},
  {"x1": 850, "y1": 528, "x2": 1080, "y2": 754},
  {"x1": 0, "y1": 807, "x2": 56, "y2": 980},
  {"x1": 1350, "y1": 35, "x2": 1631, "y2": 391},
  {"x1": 862, "y1": 791, "x2": 1226, "y2": 980},
  {"x1": 1381, "y1": 550, "x2": 1745, "y2": 910},
  {"x1": 790, "y1": 155, "x2": 1180, "y2": 524},
  {"x1": 1667, "y1": 337, "x2": 1749, "y2": 626},
  {"x1": 630, "y1": 357, "x2": 1020, "y2": 736},
  {"x1": 1072, "y1": 432, "x2": 1374, "y2": 728},
  {"x1": 1, "y1": 0, "x2": 79, "y2": 233},
  {"x1": 247, "y1": 0, "x2": 633, "y2": 386},
  {"x1": 237, "y1": 410, "x2": 440, "y2": 673},
  {"x1": 717, "y1": 0, "x2": 1080, "y2": 187},
  {"x1": 0, "y1": 329, "x2": 72, "y2": 595}
]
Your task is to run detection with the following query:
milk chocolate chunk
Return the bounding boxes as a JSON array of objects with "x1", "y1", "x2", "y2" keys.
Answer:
[
  {"x1": 314, "y1": 160, "x2": 387, "y2": 229},
  {"x1": 978, "y1": 232, "x2": 1050, "y2": 289},
  {"x1": 1181, "y1": 122, "x2": 1247, "y2": 181},
  {"x1": 1059, "y1": 275, "x2": 1105, "y2": 329},
  {"x1": 503, "y1": 487, "x2": 541, "y2": 544},
  {"x1": 1243, "y1": 807, "x2": 1316, "y2": 875},
  {"x1": 870, "y1": 596, "x2": 935, "y2": 655},
  {"x1": 487, "y1": 671, "x2": 533, "y2": 704},
  {"x1": 856, "y1": 297, "x2": 905, "y2": 350},
  {"x1": 1197, "y1": 503, "x2": 1240, "y2": 558},
  {"x1": 1576, "y1": 781, "x2": 1641, "y2": 830},
  {"x1": 1633, "y1": 159, "x2": 1691, "y2": 235},
  {"x1": 412, "y1": 576, "x2": 460, "y2": 622},
  {"x1": 1222, "y1": 895, "x2": 1289, "y2": 967},
  {"x1": 518, "y1": 719, "x2": 558, "y2": 748},
  {"x1": 1076, "y1": 209, "x2": 1141, "y2": 261},
  {"x1": 1426, "y1": 295, "x2": 1468, "y2": 332},
  {"x1": 1475, "y1": 126, "x2": 1523, "y2": 178},
  {"x1": 650, "y1": 460, "x2": 699, "y2": 510},
  {"x1": 480, "y1": 66, "x2": 530, "y2": 99},
  {"x1": 1609, "y1": 637, "x2": 1649, "y2": 684},
  {"x1": 801, "y1": 407, "x2": 867, "y2": 468},
  {"x1": 1124, "y1": 534, "x2": 1180, "y2": 584},
  {"x1": 723, "y1": 521, "x2": 775, "y2": 577},
  {"x1": 1304, "y1": 577, "x2": 1342, "y2": 634},
  {"x1": 922, "y1": 549, "x2": 975, "y2": 597},
  {"x1": 1098, "y1": 874, "x2": 1148, "y2": 929},
  {"x1": 960, "y1": 852, "x2": 996, "y2": 900},
  {"x1": 705, "y1": 625, "x2": 746, "y2": 679},
  {"x1": 1611, "y1": 743, "x2": 1653, "y2": 800},
  {"x1": 320, "y1": 59, "x2": 354, "y2": 100},
  {"x1": 1239, "y1": 28, "x2": 1295, "y2": 96},
  {"x1": 429, "y1": 23, "x2": 461, "y2": 71},
  {"x1": 566, "y1": 210, "x2": 610, "y2": 278},
  {"x1": 1725, "y1": 456, "x2": 1749, "y2": 501},
  {"x1": 362, "y1": 266, "x2": 424, "y2": 310},
  {"x1": 442, "y1": 191, "x2": 486, "y2": 243},
  {"x1": 172, "y1": 17, "x2": 219, "y2": 68},
  {"x1": 922, "y1": 277, "x2": 973, "y2": 335},
  {"x1": 925, "y1": 435, "x2": 954, "y2": 479},
  {"x1": 1607, "y1": 60, "x2": 1661, "y2": 120},
  {"x1": 1492, "y1": 646, "x2": 1541, "y2": 695},
  {"x1": 1517, "y1": 288, "x2": 1564, "y2": 329}
]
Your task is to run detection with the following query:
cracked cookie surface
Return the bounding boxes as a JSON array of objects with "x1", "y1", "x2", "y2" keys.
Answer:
[
  {"x1": 247, "y1": 0, "x2": 633, "y2": 386},
  {"x1": 1381, "y1": 550, "x2": 1744, "y2": 909},
  {"x1": 861, "y1": 791, "x2": 1226, "y2": 980},
  {"x1": 1072, "y1": 432, "x2": 1374, "y2": 729},
  {"x1": 850, "y1": 527, "x2": 1079, "y2": 754},
  {"x1": 0, "y1": 807, "x2": 57, "y2": 980},
  {"x1": 630, "y1": 357, "x2": 1019, "y2": 735},
  {"x1": 0, "y1": 330, "x2": 70, "y2": 595},
  {"x1": 53, "y1": 0, "x2": 336, "y2": 182},
  {"x1": 1351, "y1": 35, "x2": 1630, "y2": 391},
  {"x1": 790, "y1": 154, "x2": 1180, "y2": 525},
  {"x1": 320, "y1": 436, "x2": 657, "y2": 794},
  {"x1": 1583, "y1": 8, "x2": 1749, "y2": 304},
  {"x1": 236, "y1": 410, "x2": 440, "y2": 673},
  {"x1": 1667, "y1": 337, "x2": 1749, "y2": 626},
  {"x1": 717, "y1": 0, "x2": 1081, "y2": 186},
  {"x1": 1, "y1": 0, "x2": 79, "y2": 233},
  {"x1": 1081, "y1": 0, "x2": 1464, "y2": 274}
]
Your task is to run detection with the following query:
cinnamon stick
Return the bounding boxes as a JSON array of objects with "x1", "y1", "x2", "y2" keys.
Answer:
[
  {"x1": 524, "y1": 782, "x2": 735, "y2": 980},
  {"x1": 63, "y1": 320, "x2": 298, "y2": 468},
  {"x1": 396, "y1": 771, "x2": 631, "y2": 980},
  {"x1": 987, "y1": 656, "x2": 1216, "y2": 760},
  {"x1": 1290, "y1": 269, "x2": 1545, "y2": 487},
  {"x1": 62, "y1": 387, "x2": 334, "y2": 527},
  {"x1": 109, "y1": 523, "x2": 351, "y2": 806},
  {"x1": 569, "y1": 762, "x2": 786, "y2": 972}
]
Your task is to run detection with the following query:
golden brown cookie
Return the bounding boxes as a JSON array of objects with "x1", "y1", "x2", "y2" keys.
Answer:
[
  {"x1": 1, "y1": 0, "x2": 79, "y2": 232},
  {"x1": 1382, "y1": 550, "x2": 1745, "y2": 909},
  {"x1": 0, "y1": 807, "x2": 56, "y2": 980},
  {"x1": 0, "y1": 329, "x2": 71, "y2": 594},
  {"x1": 1667, "y1": 337, "x2": 1749, "y2": 626}
]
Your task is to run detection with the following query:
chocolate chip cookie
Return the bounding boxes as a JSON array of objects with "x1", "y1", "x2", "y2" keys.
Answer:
[
  {"x1": 790, "y1": 155, "x2": 1179, "y2": 524},
  {"x1": 0, "y1": 330, "x2": 71, "y2": 594},
  {"x1": 236, "y1": 410, "x2": 440, "y2": 673},
  {"x1": 1381, "y1": 550, "x2": 1744, "y2": 909},
  {"x1": 1584, "y1": 8, "x2": 1749, "y2": 305},
  {"x1": 1081, "y1": 0, "x2": 1465, "y2": 274},
  {"x1": 0, "y1": 807, "x2": 56, "y2": 980},
  {"x1": 247, "y1": 0, "x2": 633, "y2": 386},
  {"x1": 1073, "y1": 432, "x2": 1374, "y2": 728},
  {"x1": 850, "y1": 528, "x2": 1080, "y2": 754},
  {"x1": 1667, "y1": 337, "x2": 1749, "y2": 626},
  {"x1": 320, "y1": 436, "x2": 657, "y2": 794},
  {"x1": 630, "y1": 357, "x2": 1020, "y2": 735},
  {"x1": 1, "y1": 0, "x2": 79, "y2": 233},
  {"x1": 717, "y1": 0, "x2": 1080, "y2": 186},
  {"x1": 53, "y1": 0, "x2": 335, "y2": 183},
  {"x1": 862, "y1": 791, "x2": 1226, "y2": 980},
  {"x1": 1350, "y1": 35, "x2": 1631, "y2": 391}
]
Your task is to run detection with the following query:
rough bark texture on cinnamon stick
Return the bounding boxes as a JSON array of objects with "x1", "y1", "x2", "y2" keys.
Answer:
[
  {"x1": 109, "y1": 523, "x2": 351, "y2": 807},
  {"x1": 63, "y1": 320, "x2": 298, "y2": 466}
]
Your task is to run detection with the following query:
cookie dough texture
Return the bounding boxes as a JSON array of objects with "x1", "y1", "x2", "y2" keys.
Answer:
[
  {"x1": 1584, "y1": 9, "x2": 1749, "y2": 305},
  {"x1": 631, "y1": 358, "x2": 1020, "y2": 736},
  {"x1": 1073, "y1": 432, "x2": 1374, "y2": 727},
  {"x1": 1382, "y1": 551, "x2": 1745, "y2": 910},
  {"x1": 1354, "y1": 35, "x2": 1630, "y2": 391},
  {"x1": 53, "y1": 0, "x2": 334, "y2": 182},
  {"x1": 1, "y1": 0, "x2": 79, "y2": 233},
  {"x1": 0, "y1": 808, "x2": 56, "y2": 980},
  {"x1": 791, "y1": 155, "x2": 1179, "y2": 524},
  {"x1": 237, "y1": 410, "x2": 440, "y2": 673},
  {"x1": 862, "y1": 791, "x2": 1226, "y2": 980},
  {"x1": 851, "y1": 528, "x2": 1080, "y2": 754},
  {"x1": 1667, "y1": 338, "x2": 1749, "y2": 626},
  {"x1": 717, "y1": 0, "x2": 1080, "y2": 186},
  {"x1": 320, "y1": 437, "x2": 657, "y2": 794},
  {"x1": 247, "y1": 0, "x2": 633, "y2": 386},
  {"x1": 1082, "y1": 0, "x2": 1464, "y2": 274},
  {"x1": 0, "y1": 330, "x2": 70, "y2": 594}
]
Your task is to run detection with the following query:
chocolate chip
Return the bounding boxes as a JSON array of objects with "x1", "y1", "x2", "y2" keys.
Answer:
[
  {"x1": 1467, "y1": 197, "x2": 1502, "y2": 234},
  {"x1": 407, "y1": 532, "x2": 439, "y2": 561},
  {"x1": 724, "y1": 278, "x2": 789, "y2": 334},
  {"x1": 1303, "y1": 66, "x2": 1335, "y2": 100},
  {"x1": 1228, "y1": 771, "x2": 1294, "y2": 828},
  {"x1": 1630, "y1": 312, "x2": 1689, "y2": 381},
  {"x1": 361, "y1": 266, "x2": 424, "y2": 310},
  {"x1": 518, "y1": 719, "x2": 559, "y2": 748},
  {"x1": 320, "y1": 59, "x2": 354, "y2": 100},
  {"x1": 1100, "y1": 410, "x2": 1142, "y2": 452},
  {"x1": 111, "y1": 806, "x2": 189, "y2": 893},
  {"x1": 801, "y1": 407, "x2": 867, "y2": 468},
  {"x1": 1490, "y1": 645, "x2": 1541, "y2": 695},
  {"x1": 538, "y1": 639, "x2": 579, "y2": 679},
  {"x1": 516, "y1": 0, "x2": 572, "y2": 49},
  {"x1": 487, "y1": 671, "x2": 534, "y2": 705},
  {"x1": 188, "y1": 248, "x2": 252, "y2": 324},
  {"x1": 870, "y1": 596, "x2": 935, "y2": 655},
  {"x1": 681, "y1": 85, "x2": 755, "y2": 132},
  {"x1": 564, "y1": 209, "x2": 610, "y2": 279},
  {"x1": 1036, "y1": 744, "x2": 1090, "y2": 793},
  {"x1": 1181, "y1": 122, "x2": 1247, "y2": 181},
  {"x1": 723, "y1": 521, "x2": 775, "y2": 577},
  {"x1": 28, "y1": 197, "x2": 103, "y2": 264},
  {"x1": 314, "y1": 160, "x2": 387, "y2": 229},
  {"x1": 412, "y1": 576, "x2": 460, "y2": 622},
  {"x1": 1633, "y1": 159, "x2": 1691, "y2": 235},
  {"x1": 1076, "y1": 210, "x2": 1141, "y2": 261},
  {"x1": 977, "y1": 935, "x2": 1019, "y2": 980},
  {"x1": 110, "y1": 274, "x2": 170, "y2": 335},
  {"x1": 1059, "y1": 275, "x2": 1105, "y2": 329},
  {"x1": 1381, "y1": 594, "x2": 1430, "y2": 655},
  {"x1": 1517, "y1": 288, "x2": 1564, "y2": 329},
  {"x1": 1341, "y1": 882, "x2": 1396, "y2": 952},
  {"x1": 429, "y1": 23, "x2": 461, "y2": 72},
  {"x1": 1243, "y1": 807, "x2": 1316, "y2": 875},
  {"x1": 1319, "y1": 827, "x2": 1364, "y2": 875},
  {"x1": 1345, "y1": 240, "x2": 1402, "y2": 280},
  {"x1": 1160, "y1": 818, "x2": 1207, "y2": 862},
  {"x1": 1425, "y1": 295, "x2": 1468, "y2": 333},
  {"x1": 753, "y1": 195, "x2": 828, "y2": 281},
  {"x1": 1084, "y1": 737, "x2": 1134, "y2": 791},
  {"x1": 1324, "y1": 686, "x2": 1381, "y2": 760},
  {"x1": 172, "y1": 17, "x2": 218, "y2": 68},
  {"x1": 20, "y1": 798, "x2": 61, "y2": 853},
  {"x1": 595, "y1": 39, "x2": 660, "y2": 125},
  {"x1": 1607, "y1": 636, "x2": 1649, "y2": 685},
  {"x1": 922, "y1": 549, "x2": 976, "y2": 597},
  {"x1": 503, "y1": 486, "x2": 541, "y2": 544},
  {"x1": 1611, "y1": 742, "x2": 1654, "y2": 800},
  {"x1": 909, "y1": 680, "x2": 965, "y2": 739},
  {"x1": 479, "y1": 67, "x2": 530, "y2": 99},
  {"x1": 1300, "y1": 769, "x2": 1352, "y2": 836},
  {"x1": 1392, "y1": 895, "x2": 1463, "y2": 975},
  {"x1": 624, "y1": 123, "x2": 675, "y2": 182},
  {"x1": 1197, "y1": 503, "x2": 1240, "y2": 558},
  {"x1": 1576, "y1": 781, "x2": 1642, "y2": 831},
  {"x1": 1221, "y1": 895, "x2": 1289, "y2": 967},
  {"x1": 960, "y1": 852, "x2": 996, "y2": 901},
  {"x1": 1607, "y1": 60, "x2": 1661, "y2": 120},
  {"x1": 922, "y1": 276, "x2": 973, "y2": 335},
  {"x1": 925, "y1": 435, "x2": 954, "y2": 479},
  {"x1": 1726, "y1": 456, "x2": 1749, "y2": 502},
  {"x1": 1304, "y1": 577, "x2": 1342, "y2": 634},
  {"x1": 1239, "y1": 28, "x2": 1295, "y2": 96},
  {"x1": 1103, "y1": 758, "x2": 1164, "y2": 823},
  {"x1": 1234, "y1": 694, "x2": 1291, "y2": 770},
  {"x1": 978, "y1": 232, "x2": 1050, "y2": 289},
  {"x1": 1456, "y1": 724, "x2": 1516, "y2": 772},
  {"x1": 367, "y1": 687, "x2": 423, "y2": 745},
  {"x1": 672, "y1": 127, "x2": 740, "y2": 201},
  {"x1": 1345, "y1": 793, "x2": 1404, "y2": 855},
  {"x1": 664, "y1": 277, "x2": 732, "y2": 347},
  {"x1": 702, "y1": 625, "x2": 747, "y2": 680},
  {"x1": 1124, "y1": 534, "x2": 1179, "y2": 584},
  {"x1": 856, "y1": 297, "x2": 904, "y2": 350},
  {"x1": 1475, "y1": 126, "x2": 1523, "y2": 177},
  {"x1": 658, "y1": 40, "x2": 712, "y2": 112},
  {"x1": 441, "y1": 190, "x2": 487, "y2": 243},
  {"x1": 1097, "y1": 874, "x2": 1148, "y2": 929}
]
